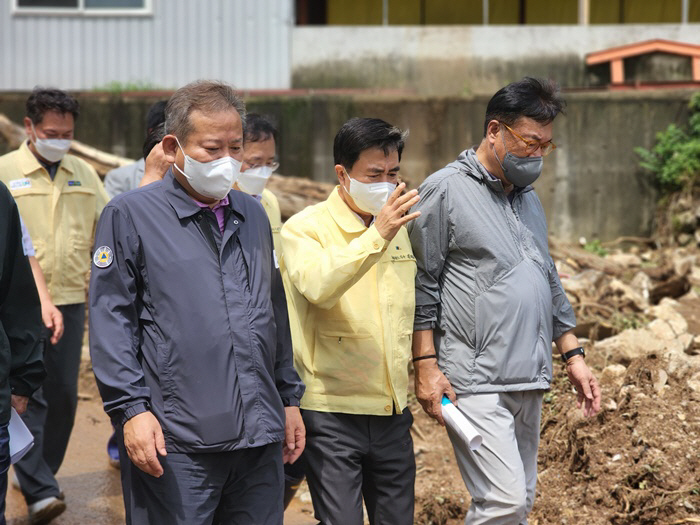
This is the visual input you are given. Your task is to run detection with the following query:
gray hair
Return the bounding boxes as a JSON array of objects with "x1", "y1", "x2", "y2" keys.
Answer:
[{"x1": 164, "y1": 80, "x2": 246, "y2": 142}]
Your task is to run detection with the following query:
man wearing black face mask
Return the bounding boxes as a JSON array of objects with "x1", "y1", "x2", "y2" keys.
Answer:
[{"x1": 407, "y1": 77, "x2": 601, "y2": 524}]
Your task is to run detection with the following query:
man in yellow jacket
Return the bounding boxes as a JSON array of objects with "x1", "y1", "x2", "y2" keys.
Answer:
[
  {"x1": 0, "y1": 87, "x2": 108, "y2": 524},
  {"x1": 280, "y1": 117, "x2": 420, "y2": 525}
]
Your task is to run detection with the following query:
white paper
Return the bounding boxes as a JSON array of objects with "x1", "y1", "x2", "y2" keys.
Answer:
[
  {"x1": 442, "y1": 398, "x2": 483, "y2": 450},
  {"x1": 9, "y1": 408, "x2": 34, "y2": 464}
]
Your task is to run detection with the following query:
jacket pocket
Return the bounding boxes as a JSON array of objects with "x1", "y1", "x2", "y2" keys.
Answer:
[
  {"x1": 310, "y1": 320, "x2": 384, "y2": 397},
  {"x1": 472, "y1": 261, "x2": 547, "y2": 386},
  {"x1": 64, "y1": 237, "x2": 92, "y2": 293}
]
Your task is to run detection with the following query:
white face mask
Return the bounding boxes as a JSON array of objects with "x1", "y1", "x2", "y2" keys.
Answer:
[
  {"x1": 238, "y1": 165, "x2": 273, "y2": 196},
  {"x1": 343, "y1": 172, "x2": 395, "y2": 216},
  {"x1": 173, "y1": 137, "x2": 241, "y2": 200},
  {"x1": 30, "y1": 122, "x2": 71, "y2": 163}
]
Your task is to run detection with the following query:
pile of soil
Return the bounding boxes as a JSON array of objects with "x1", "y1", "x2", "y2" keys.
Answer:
[{"x1": 410, "y1": 351, "x2": 700, "y2": 525}]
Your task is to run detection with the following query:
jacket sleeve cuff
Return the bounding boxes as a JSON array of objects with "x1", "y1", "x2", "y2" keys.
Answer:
[
  {"x1": 360, "y1": 225, "x2": 390, "y2": 253},
  {"x1": 281, "y1": 397, "x2": 301, "y2": 407},
  {"x1": 115, "y1": 402, "x2": 150, "y2": 425},
  {"x1": 414, "y1": 303, "x2": 439, "y2": 331},
  {"x1": 9, "y1": 380, "x2": 37, "y2": 398}
]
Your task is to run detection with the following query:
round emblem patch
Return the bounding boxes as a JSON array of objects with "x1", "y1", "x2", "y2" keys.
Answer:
[{"x1": 93, "y1": 246, "x2": 114, "y2": 268}]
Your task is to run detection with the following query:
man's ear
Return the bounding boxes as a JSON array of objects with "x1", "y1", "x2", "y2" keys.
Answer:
[
  {"x1": 23, "y1": 117, "x2": 34, "y2": 139},
  {"x1": 161, "y1": 134, "x2": 179, "y2": 164},
  {"x1": 334, "y1": 164, "x2": 346, "y2": 186},
  {"x1": 486, "y1": 120, "x2": 500, "y2": 145}
]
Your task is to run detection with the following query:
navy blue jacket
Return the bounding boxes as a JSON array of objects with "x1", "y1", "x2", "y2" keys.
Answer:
[
  {"x1": 0, "y1": 182, "x2": 44, "y2": 425},
  {"x1": 89, "y1": 171, "x2": 304, "y2": 453}
]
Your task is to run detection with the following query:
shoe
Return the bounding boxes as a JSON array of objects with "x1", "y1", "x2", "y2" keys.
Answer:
[
  {"x1": 107, "y1": 430, "x2": 120, "y2": 469},
  {"x1": 27, "y1": 496, "x2": 66, "y2": 525}
]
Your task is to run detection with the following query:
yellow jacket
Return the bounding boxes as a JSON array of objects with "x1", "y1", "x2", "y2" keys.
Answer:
[
  {"x1": 260, "y1": 188, "x2": 282, "y2": 257},
  {"x1": 0, "y1": 141, "x2": 109, "y2": 305},
  {"x1": 280, "y1": 187, "x2": 416, "y2": 416}
]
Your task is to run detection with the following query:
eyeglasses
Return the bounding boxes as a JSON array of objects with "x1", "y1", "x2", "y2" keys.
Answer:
[
  {"x1": 501, "y1": 123, "x2": 556, "y2": 157},
  {"x1": 246, "y1": 161, "x2": 280, "y2": 171}
]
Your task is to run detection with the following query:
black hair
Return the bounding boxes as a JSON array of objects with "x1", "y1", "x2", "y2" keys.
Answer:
[
  {"x1": 26, "y1": 87, "x2": 80, "y2": 124},
  {"x1": 333, "y1": 117, "x2": 407, "y2": 170},
  {"x1": 483, "y1": 77, "x2": 565, "y2": 136},
  {"x1": 142, "y1": 123, "x2": 165, "y2": 159},
  {"x1": 243, "y1": 113, "x2": 278, "y2": 144},
  {"x1": 145, "y1": 100, "x2": 167, "y2": 135}
]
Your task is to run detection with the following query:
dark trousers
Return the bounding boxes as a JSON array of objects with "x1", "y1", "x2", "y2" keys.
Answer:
[
  {"x1": 303, "y1": 408, "x2": 416, "y2": 525},
  {"x1": 116, "y1": 428, "x2": 284, "y2": 525},
  {"x1": 15, "y1": 303, "x2": 84, "y2": 504},
  {"x1": 0, "y1": 422, "x2": 10, "y2": 525}
]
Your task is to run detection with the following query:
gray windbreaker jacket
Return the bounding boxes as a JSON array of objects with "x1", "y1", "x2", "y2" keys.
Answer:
[{"x1": 408, "y1": 149, "x2": 576, "y2": 394}]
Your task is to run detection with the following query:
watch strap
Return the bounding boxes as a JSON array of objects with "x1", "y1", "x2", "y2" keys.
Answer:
[{"x1": 561, "y1": 346, "x2": 585, "y2": 363}]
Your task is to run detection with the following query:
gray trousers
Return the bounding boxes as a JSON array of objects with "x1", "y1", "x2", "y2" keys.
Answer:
[
  {"x1": 116, "y1": 429, "x2": 284, "y2": 525},
  {"x1": 447, "y1": 391, "x2": 543, "y2": 525},
  {"x1": 302, "y1": 408, "x2": 415, "y2": 525},
  {"x1": 16, "y1": 303, "x2": 84, "y2": 504}
]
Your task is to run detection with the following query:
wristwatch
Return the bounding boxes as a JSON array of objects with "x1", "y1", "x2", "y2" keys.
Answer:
[{"x1": 561, "y1": 346, "x2": 585, "y2": 364}]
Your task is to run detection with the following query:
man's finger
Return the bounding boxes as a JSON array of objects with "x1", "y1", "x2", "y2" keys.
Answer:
[
  {"x1": 431, "y1": 396, "x2": 446, "y2": 426},
  {"x1": 387, "y1": 182, "x2": 406, "y2": 205},
  {"x1": 145, "y1": 449, "x2": 164, "y2": 477},
  {"x1": 445, "y1": 385, "x2": 458, "y2": 405},
  {"x1": 393, "y1": 189, "x2": 418, "y2": 209},
  {"x1": 590, "y1": 377, "x2": 602, "y2": 413},
  {"x1": 396, "y1": 194, "x2": 420, "y2": 214},
  {"x1": 155, "y1": 427, "x2": 167, "y2": 456},
  {"x1": 397, "y1": 211, "x2": 422, "y2": 226}
]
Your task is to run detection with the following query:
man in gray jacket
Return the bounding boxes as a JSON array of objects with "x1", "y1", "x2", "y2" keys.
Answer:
[
  {"x1": 408, "y1": 77, "x2": 601, "y2": 524},
  {"x1": 89, "y1": 80, "x2": 304, "y2": 525}
]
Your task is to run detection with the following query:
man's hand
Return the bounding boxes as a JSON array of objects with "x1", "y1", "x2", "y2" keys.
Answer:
[
  {"x1": 374, "y1": 183, "x2": 421, "y2": 241},
  {"x1": 139, "y1": 142, "x2": 171, "y2": 187},
  {"x1": 566, "y1": 356, "x2": 602, "y2": 417},
  {"x1": 414, "y1": 360, "x2": 457, "y2": 426},
  {"x1": 11, "y1": 395, "x2": 29, "y2": 415},
  {"x1": 283, "y1": 406, "x2": 305, "y2": 464},
  {"x1": 123, "y1": 411, "x2": 167, "y2": 477},
  {"x1": 41, "y1": 301, "x2": 64, "y2": 344}
]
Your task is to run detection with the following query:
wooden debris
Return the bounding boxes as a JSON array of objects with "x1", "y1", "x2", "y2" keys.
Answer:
[{"x1": 549, "y1": 238, "x2": 625, "y2": 277}]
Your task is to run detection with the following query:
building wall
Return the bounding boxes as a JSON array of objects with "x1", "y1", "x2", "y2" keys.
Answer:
[
  {"x1": 0, "y1": 0, "x2": 293, "y2": 91},
  {"x1": 323, "y1": 0, "x2": 700, "y2": 25},
  {"x1": 292, "y1": 24, "x2": 700, "y2": 95}
]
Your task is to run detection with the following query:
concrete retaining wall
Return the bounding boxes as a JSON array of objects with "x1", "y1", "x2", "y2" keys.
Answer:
[{"x1": 0, "y1": 89, "x2": 693, "y2": 241}]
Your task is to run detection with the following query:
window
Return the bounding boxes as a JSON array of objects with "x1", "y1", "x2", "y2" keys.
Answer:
[{"x1": 13, "y1": 0, "x2": 151, "y2": 15}]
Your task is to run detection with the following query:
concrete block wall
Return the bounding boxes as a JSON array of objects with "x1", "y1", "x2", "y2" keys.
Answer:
[{"x1": 0, "y1": 89, "x2": 693, "y2": 241}]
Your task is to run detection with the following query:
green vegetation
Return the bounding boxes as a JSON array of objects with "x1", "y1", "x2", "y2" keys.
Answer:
[
  {"x1": 583, "y1": 238, "x2": 608, "y2": 257},
  {"x1": 636, "y1": 92, "x2": 700, "y2": 194},
  {"x1": 610, "y1": 311, "x2": 648, "y2": 332},
  {"x1": 92, "y1": 81, "x2": 165, "y2": 94}
]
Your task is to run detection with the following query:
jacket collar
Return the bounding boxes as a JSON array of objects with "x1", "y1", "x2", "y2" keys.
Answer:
[
  {"x1": 163, "y1": 169, "x2": 245, "y2": 222},
  {"x1": 18, "y1": 140, "x2": 73, "y2": 177},
  {"x1": 327, "y1": 186, "x2": 367, "y2": 234},
  {"x1": 457, "y1": 148, "x2": 533, "y2": 196}
]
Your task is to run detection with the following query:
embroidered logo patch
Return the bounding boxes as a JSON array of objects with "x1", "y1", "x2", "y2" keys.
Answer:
[
  {"x1": 67, "y1": 180, "x2": 82, "y2": 186},
  {"x1": 9, "y1": 178, "x2": 31, "y2": 190},
  {"x1": 93, "y1": 246, "x2": 114, "y2": 268}
]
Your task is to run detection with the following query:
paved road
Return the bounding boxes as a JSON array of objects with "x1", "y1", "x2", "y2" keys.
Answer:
[{"x1": 6, "y1": 359, "x2": 315, "y2": 524}]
